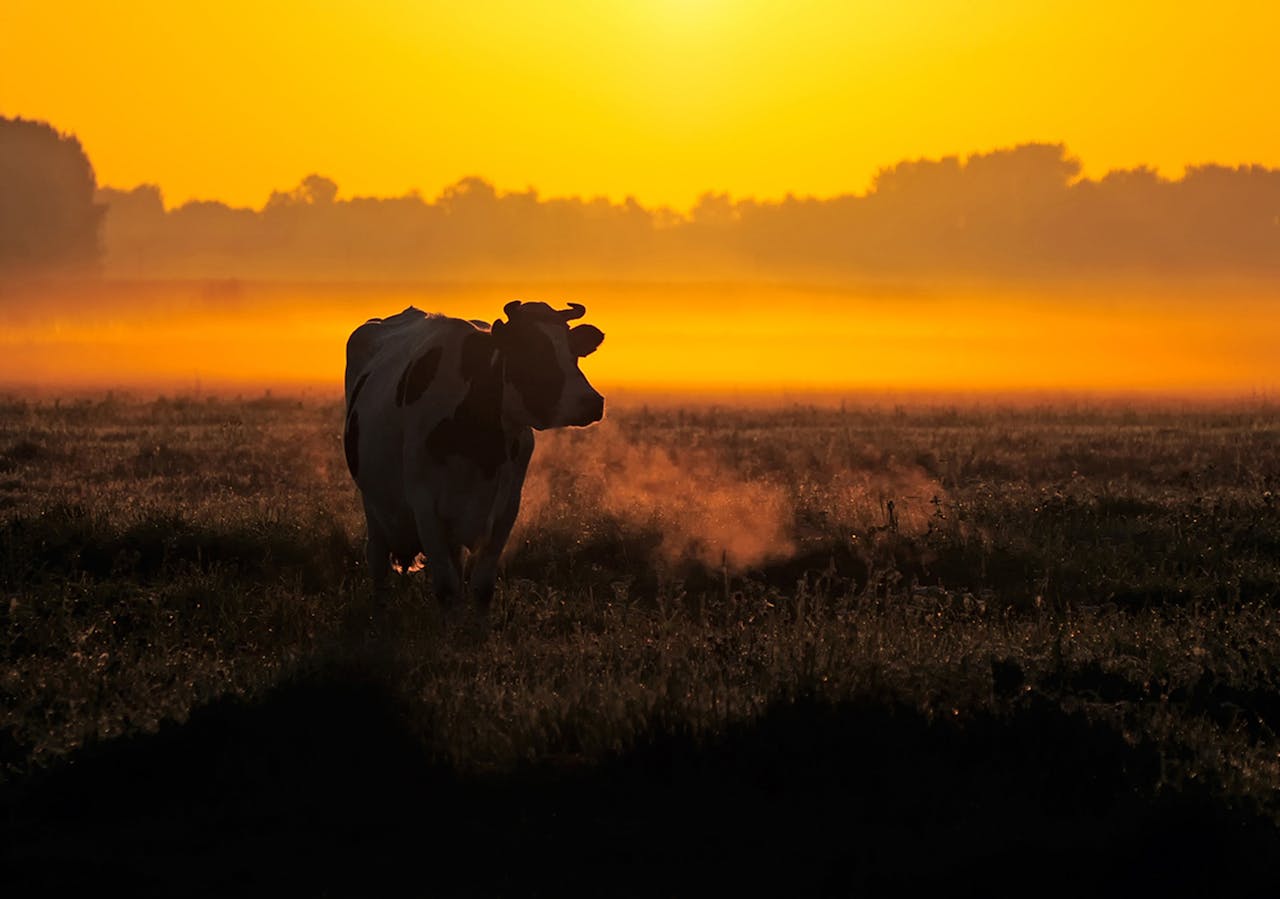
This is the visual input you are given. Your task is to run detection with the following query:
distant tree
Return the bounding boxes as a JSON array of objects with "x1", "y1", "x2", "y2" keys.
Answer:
[
  {"x1": 84, "y1": 141, "x2": 1280, "y2": 282},
  {"x1": 266, "y1": 173, "x2": 339, "y2": 208},
  {"x1": 691, "y1": 192, "x2": 737, "y2": 226},
  {"x1": 300, "y1": 174, "x2": 338, "y2": 205},
  {"x1": 98, "y1": 183, "x2": 166, "y2": 222},
  {"x1": 0, "y1": 117, "x2": 104, "y2": 275},
  {"x1": 97, "y1": 184, "x2": 166, "y2": 277}
]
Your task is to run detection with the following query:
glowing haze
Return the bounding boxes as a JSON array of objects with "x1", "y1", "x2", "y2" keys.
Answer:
[{"x1": 3, "y1": 0, "x2": 1278, "y2": 209}]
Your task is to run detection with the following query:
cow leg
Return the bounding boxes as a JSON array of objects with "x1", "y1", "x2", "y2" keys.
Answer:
[
  {"x1": 472, "y1": 432, "x2": 534, "y2": 608},
  {"x1": 458, "y1": 547, "x2": 473, "y2": 592},
  {"x1": 468, "y1": 549, "x2": 500, "y2": 609},
  {"x1": 416, "y1": 520, "x2": 463, "y2": 606},
  {"x1": 469, "y1": 490, "x2": 523, "y2": 609},
  {"x1": 362, "y1": 498, "x2": 393, "y2": 593}
]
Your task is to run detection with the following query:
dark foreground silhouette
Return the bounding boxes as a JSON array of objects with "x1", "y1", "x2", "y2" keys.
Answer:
[{"x1": 3, "y1": 663, "x2": 1276, "y2": 897}]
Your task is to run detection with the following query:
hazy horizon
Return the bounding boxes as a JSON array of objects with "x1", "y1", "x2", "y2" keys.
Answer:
[{"x1": 3, "y1": 126, "x2": 1278, "y2": 398}]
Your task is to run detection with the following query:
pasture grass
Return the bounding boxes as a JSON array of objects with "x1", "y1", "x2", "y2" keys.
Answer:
[{"x1": 1, "y1": 395, "x2": 1279, "y2": 889}]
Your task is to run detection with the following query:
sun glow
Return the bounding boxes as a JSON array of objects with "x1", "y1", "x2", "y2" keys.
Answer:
[{"x1": 3, "y1": 1, "x2": 1278, "y2": 209}]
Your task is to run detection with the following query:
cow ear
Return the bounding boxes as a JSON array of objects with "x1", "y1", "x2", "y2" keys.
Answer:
[
  {"x1": 569, "y1": 324, "x2": 604, "y2": 357},
  {"x1": 491, "y1": 319, "x2": 505, "y2": 339}
]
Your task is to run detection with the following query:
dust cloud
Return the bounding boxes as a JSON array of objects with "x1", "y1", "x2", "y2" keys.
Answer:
[
  {"x1": 517, "y1": 426, "x2": 795, "y2": 572},
  {"x1": 514, "y1": 417, "x2": 956, "y2": 574},
  {"x1": 596, "y1": 439, "x2": 794, "y2": 571}
]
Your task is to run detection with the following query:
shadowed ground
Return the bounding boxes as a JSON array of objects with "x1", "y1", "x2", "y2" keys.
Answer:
[{"x1": 3, "y1": 659, "x2": 1276, "y2": 897}]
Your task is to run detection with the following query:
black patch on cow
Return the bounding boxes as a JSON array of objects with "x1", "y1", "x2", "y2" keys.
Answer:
[
  {"x1": 394, "y1": 347, "x2": 442, "y2": 407},
  {"x1": 347, "y1": 371, "x2": 370, "y2": 414},
  {"x1": 509, "y1": 437, "x2": 520, "y2": 460},
  {"x1": 343, "y1": 409, "x2": 360, "y2": 479},
  {"x1": 497, "y1": 320, "x2": 565, "y2": 425},
  {"x1": 425, "y1": 330, "x2": 508, "y2": 479},
  {"x1": 460, "y1": 328, "x2": 496, "y2": 381}
]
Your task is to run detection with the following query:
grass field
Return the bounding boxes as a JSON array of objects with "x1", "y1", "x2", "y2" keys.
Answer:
[{"x1": 2, "y1": 395, "x2": 1279, "y2": 893}]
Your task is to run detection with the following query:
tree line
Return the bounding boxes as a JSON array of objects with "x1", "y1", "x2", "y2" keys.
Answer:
[{"x1": 4, "y1": 116, "x2": 1278, "y2": 283}]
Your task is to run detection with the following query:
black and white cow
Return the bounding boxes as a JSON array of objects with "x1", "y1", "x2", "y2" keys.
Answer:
[{"x1": 343, "y1": 301, "x2": 604, "y2": 604}]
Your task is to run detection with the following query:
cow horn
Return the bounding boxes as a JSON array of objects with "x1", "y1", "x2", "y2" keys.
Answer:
[
  {"x1": 561, "y1": 303, "x2": 586, "y2": 321},
  {"x1": 504, "y1": 300, "x2": 523, "y2": 319}
]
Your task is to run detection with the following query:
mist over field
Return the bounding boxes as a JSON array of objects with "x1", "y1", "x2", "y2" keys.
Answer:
[{"x1": 2, "y1": 278, "x2": 1277, "y2": 398}]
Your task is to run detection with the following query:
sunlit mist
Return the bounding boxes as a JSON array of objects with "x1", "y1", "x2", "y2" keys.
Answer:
[{"x1": 1, "y1": 281, "x2": 1276, "y2": 399}]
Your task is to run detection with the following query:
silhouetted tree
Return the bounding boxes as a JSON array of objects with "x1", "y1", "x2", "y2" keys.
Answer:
[
  {"x1": 97, "y1": 184, "x2": 165, "y2": 278},
  {"x1": 91, "y1": 142, "x2": 1280, "y2": 283},
  {"x1": 266, "y1": 173, "x2": 339, "y2": 209},
  {"x1": 0, "y1": 117, "x2": 103, "y2": 275}
]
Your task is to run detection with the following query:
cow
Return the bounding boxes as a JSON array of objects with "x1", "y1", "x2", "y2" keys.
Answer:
[{"x1": 343, "y1": 300, "x2": 605, "y2": 606}]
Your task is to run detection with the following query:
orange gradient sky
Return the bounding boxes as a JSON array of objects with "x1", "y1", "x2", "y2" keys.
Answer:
[{"x1": 3, "y1": 0, "x2": 1279, "y2": 209}]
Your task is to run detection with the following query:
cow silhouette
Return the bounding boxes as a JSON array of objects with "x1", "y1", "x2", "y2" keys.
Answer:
[{"x1": 344, "y1": 301, "x2": 604, "y2": 604}]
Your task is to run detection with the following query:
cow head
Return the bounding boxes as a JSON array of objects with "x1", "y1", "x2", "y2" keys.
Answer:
[{"x1": 490, "y1": 300, "x2": 605, "y2": 429}]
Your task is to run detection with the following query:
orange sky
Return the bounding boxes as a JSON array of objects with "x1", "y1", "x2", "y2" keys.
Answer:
[{"x1": 4, "y1": 1, "x2": 1279, "y2": 209}]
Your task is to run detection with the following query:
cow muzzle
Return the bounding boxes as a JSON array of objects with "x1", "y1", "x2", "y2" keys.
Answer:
[{"x1": 572, "y1": 391, "x2": 605, "y2": 426}]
